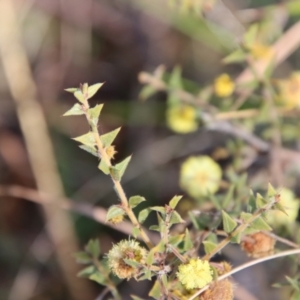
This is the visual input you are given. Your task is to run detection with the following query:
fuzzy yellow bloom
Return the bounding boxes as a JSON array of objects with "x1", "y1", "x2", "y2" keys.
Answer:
[
  {"x1": 177, "y1": 258, "x2": 213, "y2": 290},
  {"x1": 107, "y1": 240, "x2": 147, "y2": 279},
  {"x1": 214, "y1": 74, "x2": 235, "y2": 98},
  {"x1": 180, "y1": 156, "x2": 222, "y2": 198},
  {"x1": 277, "y1": 72, "x2": 300, "y2": 109},
  {"x1": 166, "y1": 105, "x2": 198, "y2": 134},
  {"x1": 267, "y1": 188, "x2": 299, "y2": 227}
]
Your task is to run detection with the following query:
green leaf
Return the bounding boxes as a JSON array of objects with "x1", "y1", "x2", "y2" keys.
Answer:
[
  {"x1": 100, "y1": 127, "x2": 121, "y2": 147},
  {"x1": 88, "y1": 104, "x2": 104, "y2": 125},
  {"x1": 138, "y1": 269, "x2": 152, "y2": 281},
  {"x1": 149, "y1": 225, "x2": 160, "y2": 232},
  {"x1": 138, "y1": 208, "x2": 151, "y2": 224},
  {"x1": 85, "y1": 239, "x2": 100, "y2": 258},
  {"x1": 169, "y1": 211, "x2": 185, "y2": 225},
  {"x1": 98, "y1": 159, "x2": 110, "y2": 175},
  {"x1": 203, "y1": 241, "x2": 217, "y2": 255},
  {"x1": 222, "y1": 184, "x2": 235, "y2": 209},
  {"x1": 230, "y1": 232, "x2": 242, "y2": 243},
  {"x1": 146, "y1": 248, "x2": 155, "y2": 266},
  {"x1": 87, "y1": 83, "x2": 104, "y2": 99},
  {"x1": 113, "y1": 156, "x2": 132, "y2": 180},
  {"x1": 244, "y1": 23, "x2": 259, "y2": 47},
  {"x1": 106, "y1": 205, "x2": 124, "y2": 222},
  {"x1": 149, "y1": 280, "x2": 161, "y2": 299},
  {"x1": 78, "y1": 265, "x2": 96, "y2": 277},
  {"x1": 286, "y1": 276, "x2": 300, "y2": 292},
  {"x1": 139, "y1": 85, "x2": 157, "y2": 101},
  {"x1": 167, "y1": 66, "x2": 183, "y2": 106},
  {"x1": 110, "y1": 166, "x2": 121, "y2": 181},
  {"x1": 273, "y1": 202, "x2": 288, "y2": 216},
  {"x1": 222, "y1": 48, "x2": 246, "y2": 64},
  {"x1": 89, "y1": 271, "x2": 106, "y2": 285},
  {"x1": 169, "y1": 234, "x2": 184, "y2": 247},
  {"x1": 150, "y1": 206, "x2": 166, "y2": 215},
  {"x1": 129, "y1": 196, "x2": 146, "y2": 209},
  {"x1": 169, "y1": 195, "x2": 182, "y2": 209},
  {"x1": 222, "y1": 210, "x2": 237, "y2": 234},
  {"x1": 65, "y1": 87, "x2": 78, "y2": 93},
  {"x1": 74, "y1": 90, "x2": 85, "y2": 103},
  {"x1": 248, "y1": 216, "x2": 272, "y2": 232},
  {"x1": 267, "y1": 183, "x2": 277, "y2": 198},
  {"x1": 256, "y1": 193, "x2": 268, "y2": 209},
  {"x1": 183, "y1": 229, "x2": 193, "y2": 251},
  {"x1": 74, "y1": 251, "x2": 92, "y2": 264},
  {"x1": 73, "y1": 132, "x2": 95, "y2": 147},
  {"x1": 79, "y1": 145, "x2": 98, "y2": 157},
  {"x1": 161, "y1": 274, "x2": 168, "y2": 290},
  {"x1": 63, "y1": 103, "x2": 84, "y2": 116},
  {"x1": 132, "y1": 226, "x2": 140, "y2": 238}
]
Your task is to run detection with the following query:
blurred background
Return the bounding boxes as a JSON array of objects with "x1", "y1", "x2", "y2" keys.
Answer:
[{"x1": 0, "y1": 0, "x2": 300, "y2": 299}]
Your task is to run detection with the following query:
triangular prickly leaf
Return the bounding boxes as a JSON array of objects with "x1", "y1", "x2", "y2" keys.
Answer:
[
  {"x1": 161, "y1": 274, "x2": 168, "y2": 290},
  {"x1": 222, "y1": 48, "x2": 246, "y2": 64},
  {"x1": 250, "y1": 216, "x2": 272, "y2": 231},
  {"x1": 74, "y1": 251, "x2": 92, "y2": 264},
  {"x1": 230, "y1": 232, "x2": 242, "y2": 244},
  {"x1": 153, "y1": 240, "x2": 165, "y2": 253},
  {"x1": 138, "y1": 208, "x2": 151, "y2": 224},
  {"x1": 169, "y1": 211, "x2": 185, "y2": 225},
  {"x1": 110, "y1": 166, "x2": 121, "y2": 181},
  {"x1": 85, "y1": 239, "x2": 100, "y2": 258},
  {"x1": 106, "y1": 205, "x2": 124, "y2": 222},
  {"x1": 267, "y1": 183, "x2": 277, "y2": 198},
  {"x1": 146, "y1": 248, "x2": 155, "y2": 266},
  {"x1": 78, "y1": 265, "x2": 96, "y2": 277},
  {"x1": 203, "y1": 241, "x2": 218, "y2": 255},
  {"x1": 65, "y1": 87, "x2": 78, "y2": 93},
  {"x1": 98, "y1": 159, "x2": 110, "y2": 175},
  {"x1": 286, "y1": 276, "x2": 300, "y2": 292},
  {"x1": 129, "y1": 196, "x2": 146, "y2": 209},
  {"x1": 222, "y1": 184, "x2": 235, "y2": 209},
  {"x1": 183, "y1": 229, "x2": 193, "y2": 251},
  {"x1": 244, "y1": 23, "x2": 259, "y2": 47},
  {"x1": 139, "y1": 85, "x2": 157, "y2": 101},
  {"x1": 74, "y1": 90, "x2": 85, "y2": 103},
  {"x1": 73, "y1": 132, "x2": 95, "y2": 147},
  {"x1": 132, "y1": 227, "x2": 140, "y2": 238},
  {"x1": 149, "y1": 225, "x2": 160, "y2": 232},
  {"x1": 150, "y1": 206, "x2": 166, "y2": 215},
  {"x1": 89, "y1": 271, "x2": 106, "y2": 285},
  {"x1": 63, "y1": 103, "x2": 84, "y2": 116},
  {"x1": 149, "y1": 280, "x2": 161, "y2": 299},
  {"x1": 100, "y1": 127, "x2": 121, "y2": 147},
  {"x1": 222, "y1": 210, "x2": 237, "y2": 234},
  {"x1": 87, "y1": 83, "x2": 104, "y2": 99},
  {"x1": 169, "y1": 195, "x2": 182, "y2": 209},
  {"x1": 273, "y1": 201, "x2": 288, "y2": 216},
  {"x1": 167, "y1": 66, "x2": 183, "y2": 106},
  {"x1": 256, "y1": 193, "x2": 268, "y2": 209},
  {"x1": 114, "y1": 156, "x2": 132, "y2": 180},
  {"x1": 247, "y1": 189, "x2": 256, "y2": 213},
  {"x1": 138, "y1": 269, "x2": 152, "y2": 281},
  {"x1": 88, "y1": 104, "x2": 104, "y2": 125},
  {"x1": 79, "y1": 145, "x2": 98, "y2": 157},
  {"x1": 169, "y1": 234, "x2": 184, "y2": 247}
]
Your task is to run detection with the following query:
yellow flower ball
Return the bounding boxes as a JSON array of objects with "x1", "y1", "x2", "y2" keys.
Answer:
[
  {"x1": 177, "y1": 258, "x2": 213, "y2": 290},
  {"x1": 166, "y1": 105, "x2": 198, "y2": 134},
  {"x1": 267, "y1": 188, "x2": 299, "y2": 228},
  {"x1": 180, "y1": 156, "x2": 222, "y2": 198},
  {"x1": 249, "y1": 42, "x2": 273, "y2": 60},
  {"x1": 277, "y1": 72, "x2": 300, "y2": 109},
  {"x1": 214, "y1": 74, "x2": 235, "y2": 98}
]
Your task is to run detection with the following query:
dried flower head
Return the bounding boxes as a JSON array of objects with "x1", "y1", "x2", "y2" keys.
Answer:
[
  {"x1": 180, "y1": 156, "x2": 222, "y2": 198},
  {"x1": 166, "y1": 105, "x2": 198, "y2": 134},
  {"x1": 241, "y1": 231, "x2": 275, "y2": 258},
  {"x1": 214, "y1": 74, "x2": 235, "y2": 98},
  {"x1": 177, "y1": 258, "x2": 213, "y2": 290},
  {"x1": 107, "y1": 240, "x2": 147, "y2": 279},
  {"x1": 267, "y1": 188, "x2": 300, "y2": 227},
  {"x1": 108, "y1": 214, "x2": 124, "y2": 225}
]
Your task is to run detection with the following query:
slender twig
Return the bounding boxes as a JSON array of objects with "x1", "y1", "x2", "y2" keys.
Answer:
[{"x1": 189, "y1": 248, "x2": 300, "y2": 300}]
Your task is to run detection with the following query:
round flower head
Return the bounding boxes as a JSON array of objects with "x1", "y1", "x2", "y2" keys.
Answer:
[
  {"x1": 166, "y1": 105, "x2": 198, "y2": 134},
  {"x1": 267, "y1": 188, "x2": 299, "y2": 228},
  {"x1": 177, "y1": 258, "x2": 213, "y2": 290},
  {"x1": 180, "y1": 156, "x2": 222, "y2": 199},
  {"x1": 214, "y1": 74, "x2": 235, "y2": 98},
  {"x1": 107, "y1": 240, "x2": 147, "y2": 279}
]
